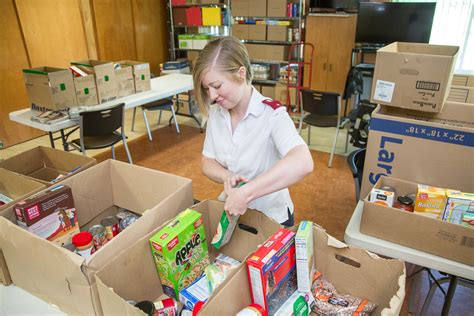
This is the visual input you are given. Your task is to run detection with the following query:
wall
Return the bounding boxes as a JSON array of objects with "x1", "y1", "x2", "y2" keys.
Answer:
[{"x1": 0, "y1": 0, "x2": 168, "y2": 148}]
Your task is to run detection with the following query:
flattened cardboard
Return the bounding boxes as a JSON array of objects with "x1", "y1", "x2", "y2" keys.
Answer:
[
  {"x1": 74, "y1": 75, "x2": 99, "y2": 106},
  {"x1": 361, "y1": 102, "x2": 474, "y2": 198},
  {"x1": 371, "y1": 42, "x2": 459, "y2": 113},
  {"x1": 0, "y1": 159, "x2": 193, "y2": 315},
  {"x1": 117, "y1": 60, "x2": 151, "y2": 93},
  {"x1": 71, "y1": 60, "x2": 118, "y2": 104},
  {"x1": 361, "y1": 177, "x2": 474, "y2": 266},
  {"x1": 201, "y1": 223, "x2": 406, "y2": 315},
  {"x1": 0, "y1": 146, "x2": 96, "y2": 185},
  {"x1": 96, "y1": 200, "x2": 281, "y2": 316}
]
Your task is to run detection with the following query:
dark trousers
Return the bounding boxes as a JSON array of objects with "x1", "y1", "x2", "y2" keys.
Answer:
[{"x1": 281, "y1": 208, "x2": 295, "y2": 227}]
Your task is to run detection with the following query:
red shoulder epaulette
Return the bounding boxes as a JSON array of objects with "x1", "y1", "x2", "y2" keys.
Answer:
[{"x1": 262, "y1": 99, "x2": 283, "y2": 110}]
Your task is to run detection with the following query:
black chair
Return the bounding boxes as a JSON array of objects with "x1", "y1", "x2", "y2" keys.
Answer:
[
  {"x1": 70, "y1": 103, "x2": 133, "y2": 164},
  {"x1": 347, "y1": 148, "x2": 366, "y2": 202},
  {"x1": 131, "y1": 98, "x2": 180, "y2": 141},
  {"x1": 298, "y1": 89, "x2": 349, "y2": 167}
]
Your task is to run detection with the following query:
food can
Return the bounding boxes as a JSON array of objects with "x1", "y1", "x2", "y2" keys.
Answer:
[
  {"x1": 154, "y1": 297, "x2": 178, "y2": 316},
  {"x1": 120, "y1": 213, "x2": 139, "y2": 231},
  {"x1": 101, "y1": 216, "x2": 120, "y2": 240},
  {"x1": 88, "y1": 224, "x2": 107, "y2": 249}
]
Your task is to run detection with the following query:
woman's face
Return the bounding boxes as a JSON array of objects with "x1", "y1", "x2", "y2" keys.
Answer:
[{"x1": 201, "y1": 67, "x2": 248, "y2": 111}]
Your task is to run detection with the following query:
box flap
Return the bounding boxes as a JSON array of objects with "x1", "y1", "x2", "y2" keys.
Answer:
[
  {"x1": 382, "y1": 42, "x2": 459, "y2": 57},
  {"x1": 0, "y1": 169, "x2": 46, "y2": 211},
  {"x1": 0, "y1": 147, "x2": 44, "y2": 176}
]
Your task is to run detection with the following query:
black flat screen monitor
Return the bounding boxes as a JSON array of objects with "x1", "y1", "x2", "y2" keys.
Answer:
[{"x1": 356, "y1": 2, "x2": 436, "y2": 46}]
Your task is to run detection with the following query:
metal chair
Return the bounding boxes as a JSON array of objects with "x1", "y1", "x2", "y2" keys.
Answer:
[
  {"x1": 298, "y1": 89, "x2": 349, "y2": 167},
  {"x1": 347, "y1": 148, "x2": 366, "y2": 202},
  {"x1": 131, "y1": 98, "x2": 180, "y2": 141},
  {"x1": 69, "y1": 103, "x2": 133, "y2": 164}
]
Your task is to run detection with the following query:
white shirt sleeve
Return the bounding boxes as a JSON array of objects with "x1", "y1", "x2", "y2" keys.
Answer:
[
  {"x1": 270, "y1": 107, "x2": 307, "y2": 157},
  {"x1": 202, "y1": 112, "x2": 216, "y2": 159}
]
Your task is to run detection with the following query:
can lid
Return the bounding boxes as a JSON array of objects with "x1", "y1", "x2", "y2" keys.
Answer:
[
  {"x1": 398, "y1": 196, "x2": 414, "y2": 205},
  {"x1": 72, "y1": 232, "x2": 93, "y2": 247}
]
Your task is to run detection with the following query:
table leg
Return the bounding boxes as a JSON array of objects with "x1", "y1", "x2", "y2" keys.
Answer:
[
  {"x1": 60, "y1": 129, "x2": 68, "y2": 151},
  {"x1": 48, "y1": 132, "x2": 55, "y2": 148},
  {"x1": 441, "y1": 276, "x2": 458, "y2": 316}
]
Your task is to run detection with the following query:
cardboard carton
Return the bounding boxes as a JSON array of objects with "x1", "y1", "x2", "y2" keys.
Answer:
[
  {"x1": 254, "y1": 0, "x2": 267, "y2": 17},
  {"x1": 361, "y1": 176, "x2": 474, "y2": 266},
  {"x1": 0, "y1": 146, "x2": 96, "y2": 186},
  {"x1": 274, "y1": 82, "x2": 296, "y2": 106},
  {"x1": 114, "y1": 64, "x2": 135, "y2": 98},
  {"x1": 201, "y1": 223, "x2": 406, "y2": 315},
  {"x1": 360, "y1": 102, "x2": 474, "y2": 199},
  {"x1": 23, "y1": 67, "x2": 77, "y2": 111},
  {"x1": 452, "y1": 73, "x2": 474, "y2": 87},
  {"x1": 261, "y1": 85, "x2": 275, "y2": 99},
  {"x1": 232, "y1": 0, "x2": 249, "y2": 17},
  {"x1": 73, "y1": 75, "x2": 99, "y2": 106},
  {"x1": 267, "y1": 25, "x2": 288, "y2": 42},
  {"x1": 266, "y1": 45, "x2": 288, "y2": 61},
  {"x1": 371, "y1": 42, "x2": 459, "y2": 113},
  {"x1": 71, "y1": 60, "x2": 118, "y2": 103},
  {"x1": 447, "y1": 85, "x2": 474, "y2": 104},
  {"x1": 117, "y1": 60, "x2": 151, "y2": 93},
  {"x1": 245, "y1": 43, "x2": 266, "y2": 60},
  {"x1": 267, "y1": 0, "x2": 286, "y2": 17},
  {"x1": 95, "y1": 200, "x2": 281, "y2": 316},
  {"x1": 232, "y1": 24, "x2": 249, "y2": 39},
  {"x1": 248, "y1": 25, "x2": 266, "y2": 41},
  {"x1": 0, "y1": 159, "x2": 193, "y2": 315}
]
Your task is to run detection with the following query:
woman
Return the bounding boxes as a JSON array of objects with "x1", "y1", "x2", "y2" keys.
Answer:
[{"x1": 192, "y1": 36, "x2": 314, "y2": 226}]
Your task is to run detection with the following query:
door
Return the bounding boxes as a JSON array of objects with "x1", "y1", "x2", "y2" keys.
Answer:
[{"x1": 304, "y1": 15, "x2": 331, "y2": 91}]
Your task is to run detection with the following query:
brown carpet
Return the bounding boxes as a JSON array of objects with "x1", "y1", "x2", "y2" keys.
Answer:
[{"x1": 94, "y1": 124, "x2": 356, "y2": 240}]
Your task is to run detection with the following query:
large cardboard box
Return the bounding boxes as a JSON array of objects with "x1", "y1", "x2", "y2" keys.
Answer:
[
  {"x1": 248, "y1": 25, "x2": 266, "y2": 41},
  {"x1": 267, "y1": 0, "x2": 287, "y2": 17},
  {"x1": 232, "y1": 24, "x2": 249, "y2": 39},
  {"x1": 448, "y1": 85, "x2": 474, "y2": 104},
  {"x1": 201, "y1": 223, "x2": 406, "y2": 315},
  {"x1": 74, "y1": 75, "x2": 99, "y2": 106},
  {"x1": 71, "y1": 60, "x2": 118, "y2": 104},
  {"x1": 266, "y1": 44, "x2": 288, "y2": 61},
  {"x1": 253, "y1": 0, "x2": 267, "y2": 17},
  {"x1": 371, "y1": 42, "x2": 459, "y2": 113},
  {"x1": 232, "y1": 0, "x2": 249, "y2": 16},
  {"x1": 0, "y1": 146, "x2": 96, "y2": 186},
  {"x1": 23, "y1": 67, "x2": 77, "y2": 111},
  {"x1": 114, "y1": 63, "x2": 135, "y2": 98},
  {"x1": 361, "y1": 176, "x2": 474, "y2": 266},
  {"x1": 267, "y1": 25, "x2": 288, "y2": 42},
  {"x1": 261, "y1": 84, "x2": 275, "y2": 99},
  {"x1": 119, "y1": 60, "x2": 151, "y2": 93},
  {"x1": 95, "y1": 200, "x2": 281, "y2": 316},
  {"x1": 274, "y1": 82, "x2": 296, "y2": 105},
  {"x1": 452, "y1": 73, "x2": 474, "y2": 87},
  {"x1": 0, "y1": 159, "x2": 193, "y2": 315},
  {"x1": 361, "y1": 102, "x2": 474, "y2": 199},
  {"x1": 245, "y1": 43, "x2": 266, "y2": 60}
]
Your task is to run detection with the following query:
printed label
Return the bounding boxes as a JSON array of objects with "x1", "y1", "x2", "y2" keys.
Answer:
[{"x1": 373, "y1": 80, "x2": 395, "y2": 103}]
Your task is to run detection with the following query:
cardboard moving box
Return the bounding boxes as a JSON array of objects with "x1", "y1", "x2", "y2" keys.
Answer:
[
  {"x1": 452, "y1": 73, "x2": 474, "y2": 87},
  {"x1": 201, "y1": 223, "x2": 406, "y2": 315},
  {"x1": 448, "y1": 85, "x2": 474, "y2": 104},
  {"x1": 0, "y1": 160, "x2": 193, "y2": 315},
  {"x1": 114, "y1": 63, "x2": 135, "y2": 98},
  {"x1": 371, "y1": 42, "x2": 459, "y2": 113},
  {"x1": 361, "y1": 102, "x2": 474, "y2": 199},
  {"x1": 0, "y1": 146, "x2": 96, "y2": 186},
  {"x1": 95, "y1": 200, "x2": 281, "y2": 316},
  {"x1": 71, "y1": 60, "x2": 118, "y2": 103},
  {"x1": 361, "y1": 176, "x2": 474, "y2": 266},
  {"x1": 74, "y1": 74, "x2": 99, "y2": 106},
  {"x1": 23, "y1": 67, "x2": 77, "y2": 111},
  {"x1": 118, "y1": 60, "x2": 151, "y2": 93}
]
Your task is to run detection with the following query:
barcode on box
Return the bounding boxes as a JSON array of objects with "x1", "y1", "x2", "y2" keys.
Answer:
[
  {"x1": 416, "y1": 81, "x2": 440, "y2": 91},
  {"x1": 460, "y1": 236, "x2": 474, "y2": 248}
]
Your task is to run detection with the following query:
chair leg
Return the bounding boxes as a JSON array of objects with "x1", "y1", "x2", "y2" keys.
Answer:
[
  {"x1": 158, "y1": 110, "x2": 163, "y2": 125},
  {"x1": 123, "y1": 137, "x2": 133, "y2": 164},
  {"x1": 142, "y1": 108, "x2": 153, "y2": 141},
  {"x1": 345, "y1": 127, "x2": 349, "y2": 153},
  {"x1": 329, "y1": 126, "x2": 341, "y2": 168},
  {"x1": 111, "y1": 145, "x2": 116, "y2": 160},
  {"x1": 131, "y1": 107, "x2": 137, "y2": 132},
  {"x1": 307, "y1": 125, "x2": 311, "y2": 146},
  {"x1": 170, "y1": 105, "x2": 180, "y2": 134}
]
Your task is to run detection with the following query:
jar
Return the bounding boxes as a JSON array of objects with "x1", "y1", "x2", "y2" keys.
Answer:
[
  {"x1": 393, "y1": 196, "x2": 414, "y2": 212},
  {"x1": 88, "y1": 224, "x2": 107, "y2": 249},
  {"x1": 72, "y1": 232, "x2": 94, "y2": 259},
  {"x1": 101, "y1": 216, "x2": 120, "y2": 240}
]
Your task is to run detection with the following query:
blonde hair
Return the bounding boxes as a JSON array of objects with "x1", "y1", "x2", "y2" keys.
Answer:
[{"x1": 192, "y1": 36, "x2": 253, "y2": 115}]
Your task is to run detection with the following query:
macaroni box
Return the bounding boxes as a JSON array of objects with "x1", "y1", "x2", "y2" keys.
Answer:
[
  {"x1": 443, "y1": 190, "x2": 474, "y2": 227},
  {"x1": 149, "y1": 208, "x2": 210, "y2": 299},
  {"x1": 414, "y1": 184, "x2": 447, "y2": 219},
  {"x1": 246, "y1": 228, "x2": 297, "y2": 315}
]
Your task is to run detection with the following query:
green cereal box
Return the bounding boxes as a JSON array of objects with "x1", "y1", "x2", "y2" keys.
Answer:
[{"x1": 149, "y1": 209, "x2": 210, "y2": 299}]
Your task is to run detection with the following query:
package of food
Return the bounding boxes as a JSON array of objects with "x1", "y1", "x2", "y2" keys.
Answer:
[
  {"x1": 0, "y1": 193, "x2": 13, "y2": 206},
  {"x1": 205, "y1": 253, "x2": 240, "y2": 293},
  {"x1": 246, "y1": 228, "x2": 297, "y2": 315},
  {"x1": 295, "y1": 220, "x2": 314, "y2": 293},
  {"x1": 274, "y1": 290, "x2": 315, "y2": 316},
  {"x1": 369, "y1": 188, "x2": 395, "y2": 207},
  {"x1": 414, "y1": 184, "x2": 447, "y2": 219},
  {"x1": 149, "y1": 209, "x2": 210, "y2": 299},
  {"x1": 443, "y1": 190, "x2": 474, "y2": 227},
  {"x1": 179, "y1": 274, "x2": 209, "y2": 311},
  {"x1": 311, "y1": 271, "x2": 377, "y2": 315}
]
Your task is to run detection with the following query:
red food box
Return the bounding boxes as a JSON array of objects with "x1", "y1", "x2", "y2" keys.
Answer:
[
  {"x1": 246, "y1": 228, "x2": 297, "y2": 315},
  {"x1": 186, "y1": 7, "x2": 202, "y2": 26}
]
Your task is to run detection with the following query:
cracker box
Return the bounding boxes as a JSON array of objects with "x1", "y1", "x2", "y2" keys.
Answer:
[
  {"x1": 295, "y1": 221, "x2": 314, "y2": 293},
  {"x1": 13, "y1": 184, "x2": 79, "y2": 246},
  {"x1": 149, "y1": 209, "x2": 210, "y2": 299},
  {"x1": 443, "y1": 190, "x2": 474, "y2": 227},
  {"x1": 369, "y1": 188, "x2": 395, "y2": 207},
  {"x1": 246, "y1": 228, "x2": 297, "y2": 315},
  {"x1": 179, "y1": 273, "x2": 210, "y2": 310},
  {"x1": 414, "y1": 184, "x2": 447, "y2": 219}
]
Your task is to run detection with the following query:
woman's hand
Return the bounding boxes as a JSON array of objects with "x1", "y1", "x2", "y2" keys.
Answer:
[
  {"x1": 222, "y1": 172, "x2": 248, "y2": 196},
  {"x1": 224, "y1": 185, "x2": 250, "y2": 216}
]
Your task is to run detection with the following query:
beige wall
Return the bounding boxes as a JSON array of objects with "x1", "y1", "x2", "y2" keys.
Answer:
[{"x1": 0, "y1": 0, "x2": 169, "y2": 148}]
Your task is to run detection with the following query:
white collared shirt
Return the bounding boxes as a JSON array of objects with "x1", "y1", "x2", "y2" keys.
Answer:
[{"x1": 202, "y1": 87, "x2": 306, "y2": 223}]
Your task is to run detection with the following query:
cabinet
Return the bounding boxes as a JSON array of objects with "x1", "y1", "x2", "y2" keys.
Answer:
[{"x1": 304, "y1": 14, "x2": 356, "y2": 96}]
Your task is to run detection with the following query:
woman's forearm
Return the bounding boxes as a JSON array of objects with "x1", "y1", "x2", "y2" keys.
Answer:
[{"x1": 201, "y1": 156, "x2": 230, "y2": 184}]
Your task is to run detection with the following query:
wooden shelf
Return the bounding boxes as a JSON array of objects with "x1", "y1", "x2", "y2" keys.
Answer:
[
  {"x1": 242, "y1": 40, "x2": 293, "y2": 45},
  {"x1": 252, "y1": 79, "x2": 279, "y2": 85},
  {"x1": 251, "y1": 59, "x2": 288, "y2": 64},
  {"x1": 172, "y1": 4, "x2": 228, "y2": 8},
  {"x1": 233, "y1": 16, "x2": 300, "y2": 20}
]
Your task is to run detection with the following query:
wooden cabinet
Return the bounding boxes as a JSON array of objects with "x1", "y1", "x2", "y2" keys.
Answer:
[{"x1": 304, "y1": 14, "x2": 356, "y2": 96}]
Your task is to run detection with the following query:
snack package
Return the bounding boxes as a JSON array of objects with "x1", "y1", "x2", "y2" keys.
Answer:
[
  {"x1": 274, "y1": 290, "x2": 315, "y2": 316},
  {"x1": 149, "y1": 209, "x2": 210, "y2": 299},
  {"x1": 443, "y1": 190, "x2": 474, "y2": 227},
  {"x1": 205, "y1": 253, "x2": 240, "y2": 293},
  {"x1": 179, "y1": 274, "x2": 210, "y2": 310},
  {"x1": 295, "y1": 221, "x2": 314, "y2": 293},
  {"x1": 311, "y1": 271, "x2": 377, "y2": 315},
  {"x1": 414, "y1": 184, "x2": 447, "y2": 219},
  {"x1": 0, "y1": 193, "x2": 13, "y2": 206}
]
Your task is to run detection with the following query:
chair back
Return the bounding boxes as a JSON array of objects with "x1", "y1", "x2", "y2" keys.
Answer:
[
  {"x1": 80, "y1": 103, "x2": 125, "y2": 137},
  {"x1": 300, "y1": 89, "x2": 340, "y2": 116},
  {"x1": 347, "y1": 148, "x2": 366, "y2": 201}
]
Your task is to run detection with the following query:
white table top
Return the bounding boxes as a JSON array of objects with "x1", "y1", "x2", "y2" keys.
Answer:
[
  {"x1": 9, "y1": 74, "x2": 194, "y2": 133},
  {"x1": 345, "y1": 201, "x2": 474, "y2": 280}
]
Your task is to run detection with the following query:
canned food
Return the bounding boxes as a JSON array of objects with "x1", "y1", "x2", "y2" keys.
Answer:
[
  {"x1": 154, "y1": 297, "x2": 177, "y2": 316},
  {"x1": 101, "y1": 216, "x2": 120, "y2": 240},
  {"x1": 120, "y1": 213, "x2": 140, "y2": 231},
  {"x1": 116, "y1": 209, "x2": 135, "y2": 221},
  {"x1": 88, "y1": 224, "x2": 107, "y2": 249}
]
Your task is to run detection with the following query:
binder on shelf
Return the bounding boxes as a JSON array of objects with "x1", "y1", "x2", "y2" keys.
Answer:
[
  {"x1": 202, "y1": 7, "x2": 222, "y2": 26},
  {"x1": 186, "y1": 7, "x2": 202, "y2": 26}
]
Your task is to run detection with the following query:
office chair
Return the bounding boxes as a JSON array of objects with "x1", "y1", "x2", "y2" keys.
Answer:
[
  {"x1": 347, "y1": 148, "x2": 366, "y2": 202},
  {"x1": 131, "y1": 98, "x2": 180, "y2": 141},
  {"x1": 69, "y1": 103, "x2": 133, "y2": 164},
  {"x1": 298, "y1": 89, "x2": 349, "y2": 168}
]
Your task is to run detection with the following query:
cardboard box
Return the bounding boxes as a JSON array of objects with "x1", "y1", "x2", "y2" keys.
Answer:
[
  {"x1": 232, "y1": 24, "x2": 249, "y2": 39},
  {"x1": 261, "y1": 85, "x2": 275, "y2": 99},
  {"x1": 179, "y1": 34, "x2": 194, "y2": 49},
  {"x1": 71, "y1": 60, "x2": 118, "y2": 104},
  {"x1": 0, "y1": 146, "x2": 96, "y2": 186},
  {"x1": 122, "y1": 61, "x2": 151, "y2": 93},
  {"x1": 371, "y1": 42, "x2": 459, "y2": 113},
  {"x1": 244, "y1": 43, "x2": 266, "y2": 60},
  {"x1": 254, "y1": 0, "x2": 267, "y2": 17},
  {"x1": 0, "y1": 159, "x2": 193, "y2": 315},
  {"x1": 274, "y1": 83, "x2": 296, "y2": 105},
  {"x1": 173, "y1": 7, "x2": 187, "y2": 25},
  {"x1": 201, "y1": 223, "x2": 406, "y2": 315},
  {"x1": 232, "y1": 0, "x2": 249, "y2": 16},
  {"x1": 0, "y1": 168, "x2": 46, "y2": 213},
  {"x1": 360, "y1": 102, "x2": 474, "y2": 199},
  {"x1": 248, "y1": 25, "x2": 266, "y2": 41},
  {"x1": 187, "y1": 50, "x2": 200, "y2": 64},
  {"x1": 186, "y1": 7, "x2": 202, "y2": 26},
  {"x1": 114, "y1": 64, "x2": 135, "y2": 98},
  {"x1": 448, "y1": 85, "x2": 474, "y2": 104},
  {"x1": 267, "y1": 0, "x2": 287, "y2": 17},
  {"x1": 267, "y1": 25, "x2": 287, "y2": 42},
  {"x1": 74, "y1": 75, "x2": 99, "y2": 106},
  {"x1": 23, "y1": 67, "x2": 77, "y2": 111},
  {"x1": 452, "y1": 73, "x2": 474, "y2": 87},
  {"x1": 361, "y1": 176, "x2": 474, "y2": 266},
  {"x1": 95, "y1": 200, "x2": 281, "y2": 316},
  {"x1": 0, "y1": 250, "x2": 12, "y2": 285},
  {"x1": 266, "y1": 44, "x2": 288, "y2": 61}
]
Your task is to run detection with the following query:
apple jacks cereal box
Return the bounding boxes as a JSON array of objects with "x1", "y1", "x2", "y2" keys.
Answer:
[{"x1": 149, "y1": 209, "x2": 210, "y2": 299}]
